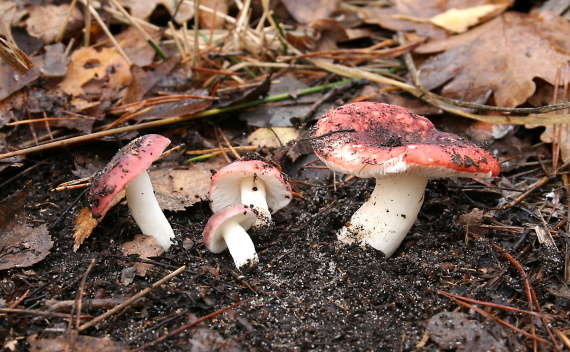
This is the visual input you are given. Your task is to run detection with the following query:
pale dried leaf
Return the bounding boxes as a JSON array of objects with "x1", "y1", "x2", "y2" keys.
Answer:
[
  {"x1": 25, "y1": 4, "x2": 83, "y2": 44},
  {"x1": 118, "y1": 0, "x2": 194, "y2": 24},
  {"x1": 28, "y1": 333, "x2": 127, "y2": 352},
  {"x1": 122, "y1": 234, "x2": 164, "y2": 276},
  {"x1": 247, "y1": 127, "x2": 299, "y2": 148}
]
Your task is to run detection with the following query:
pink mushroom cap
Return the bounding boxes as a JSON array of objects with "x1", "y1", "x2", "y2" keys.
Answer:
[
  {"x1": 311, "y1": 102, "x2": 500, "y2": 179},
  {"x1": 203, "y1": 204, "x2": 257, "y2": 253},
  {"x1": 87, "y1": 134, "x2": 171, "y2": 217},
  {"x1": 209, "y1": 159, "x2": 292, "y2": 213}
]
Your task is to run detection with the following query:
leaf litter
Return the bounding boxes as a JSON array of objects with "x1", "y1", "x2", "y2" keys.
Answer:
[{"x1": 0, "y1": 0, "x2": 570, "y2": 351}]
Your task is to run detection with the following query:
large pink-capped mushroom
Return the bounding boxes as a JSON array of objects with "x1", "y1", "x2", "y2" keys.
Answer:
[
  {"x1": 310, "y1": 102, "x2": 500, "y2": 258},
  {"x1": 87, "y1": 134, "x2": 175, "y2": 251},
  {"x1": 209, "y1": 157, "x2": 292, "y2": 227},
  {"x1": 203, "y1": 204, "x2": 259, "y2": 269}
]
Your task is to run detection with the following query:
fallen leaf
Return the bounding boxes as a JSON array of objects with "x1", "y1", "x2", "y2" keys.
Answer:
[
  {"x1": 247, "y1": 127, "x2": 299, "y2": 148},
  {"x1": 40, "y1": 43, "x2": 69, "y2": 78},
  {"x1": 0, "y1": 183, "x2": 52, "y2": 270},
  {"x1": 0, "y1": 59, "x2": 40, "y2": 101},
  {"x1": 73, "y1": 192, "x2": 125, "y2": 252},
  {"x1": 280, "y1": 0, "x2": 341, "y2": 24},
  {"x1": 415, "y1": 11, "x2": 570, "y2": 107},
  {"x1": 119, "y1": 0, "x2": 194, "y2": 24},
  {"x1": 115, "y1": 26, "x2": 163, "y2": 68},
  {"x1": 359, "y1": 0, "x2": 511, "y2": 40},
  {"x1": 427, "y1": 312, "x2": 518, "y2": 352},
  {"x1": 122, "y1": 234, "x2": 164, "y2": 276},
  {"x1": 123, "y1": 56, "x2": 181, "y2": 104},
  {"x1": 393, "y1": 4, "x2": 506, "y2": 33},
  {"x1": 27, "y1": 332, "x2": 127, "y2": 352},
  {"x1": 151, "y1": 158, "x2": 227, "y2": 212},
  {"x1": 59, "y1": 47, "x2": 132, "y2": 96},
  {"x1": 199, "y1": 0, "x2": 229, "y2": 29},
  {"x1": 25, "y1": 4, "x2": 83, "y2": 44}
]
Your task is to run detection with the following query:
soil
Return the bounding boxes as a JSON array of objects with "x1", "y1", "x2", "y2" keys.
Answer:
[{"x1": 0, "y1": 119, "x2": 568, "y2": 352}]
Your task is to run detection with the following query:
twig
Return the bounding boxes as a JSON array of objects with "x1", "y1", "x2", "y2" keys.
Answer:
[
  {"x1": 130, "y1": 298, "x2": 253, "y2": 352},
  {"x1": 0, "y1": 308, "x2": 92, "y2": 320},
  {"x1": 493, "y1": 176, "x2": 551, "y2": 210},
  {"x1": 78, "y1": 265, "x2": 186, "y2": 331},
  {"x1": 73, "y1": 258, "x2": 97, "y2": 329}
]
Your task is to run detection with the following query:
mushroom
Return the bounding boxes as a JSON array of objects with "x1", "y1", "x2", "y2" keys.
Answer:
[
  {"x1": 203, "y1": 204, "x2": 259, "y2": 269},
  {"x1": 209, "y1": 156, "x2": 292, "y2": 227},
  {"x1": 310, "y1": 102, "x2": 500, "y2": 258},
  {"x1": 87, "y1": 134, "x2": 175, "y2": 251}
]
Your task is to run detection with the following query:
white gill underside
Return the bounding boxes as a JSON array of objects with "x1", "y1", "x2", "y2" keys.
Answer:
[
  {"x1": 337, "y1": 176, "x2": 428, "y2": 258},
  {"x1": 239, "y1": 177, "x2": 272, "y2": 227},
  {"x1": 126, "y1": 171, "x2": 175, "y2": 251}
]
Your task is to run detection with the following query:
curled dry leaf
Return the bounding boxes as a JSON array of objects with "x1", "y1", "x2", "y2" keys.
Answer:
[
  {"x1": 118, "y1": 0, "x2": 194, "y2": 24},
  {"x1": 0, "y1": 183, "x2": 52, "y2": 270},
  {"x1": 122, "y1": 234, "x2": 164, "y2": 276},
  {"x1": 280, "y1": 0, "x2": 341, "y2": 24}
]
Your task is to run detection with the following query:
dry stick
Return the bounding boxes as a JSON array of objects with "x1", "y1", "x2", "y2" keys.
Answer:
[
  {"x1": 55, "y1": 0, "x2": 79, "y2": 42},
  {"x1": 73, "y1": 258, "x2": 97, "y2": 330},
  {"x1": 78, "y1": 265, "x2": 186, "y2": 331},
  {"x1": 438, "y1": 290, "x2": 556, "y2": 320},
  {"x1": 217, "y1": 127, "x2": 241, "y2": 159},
  {"x1": 82, "y1": 0, "x2": 131, "y2": 65},
  {"x1": 213, "y1": 127, "x2": 231, "y2": 163},
  {"x1": 491, "y1": 243, "x2": 562, "y2": 351},
  {"x1": 130, "y1": 298, "x2": 253, "y2": 352},
  {"x1": 441, "y1": 293, "x2": 550, "y2": 345},
  {"x1": 84, "y1": 0, "x2": 92, "y2": 46},
  {"x1": 0, "y1": 308, "x2": 92, "y2": 319},
  {"x1": 0, "y1": 79, "x2": 352, "y2": 161}
]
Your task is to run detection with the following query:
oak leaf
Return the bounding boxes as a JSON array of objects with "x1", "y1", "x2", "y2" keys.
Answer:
[{"x1": 415, "y1": 11, "x2": 570, "y2": 108}]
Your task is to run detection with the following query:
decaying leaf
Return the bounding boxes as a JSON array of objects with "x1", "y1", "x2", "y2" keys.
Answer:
[
  {"x1": 360, "y1": 0, "x2": 511, "y2": 40},
  {"x1": 281, "y1": 0, "x2": 341, "y2": 24},
  {"x1": 73, "y1": 191, "x2": 125, "y2": 252},
  {"x1": 416, "y1": 11, "x2": 570, "y2": 107},
  {"x1": 59, "y1": 47, "x2": 132, "y2": 96},
  {"x1": 199, "y1": 0, "x2": 229, "y2": 29},
  {"x1": 247, "y1": 127, "x2": 299, "y2": 148},
  {"x1": 119, "y1": 0, "x2": 194, "y2": 24},
  {"x1": 25, "y1": 4, "x2": 83, "y2": 44},
  {"x1": 122, "y1": 234, "x2": 164, "y2": 276},
  {"x1": 0, "y1": 183, "x2": 52, "y2": 270},
  {"x1": 27, "y1": 332, "x2": 127, "y2": 352},
  {"x1": 392, "y1": 4, "x2": 507, "y2": 33},
  {"x1": 151, "y1": 158, "x2": 228, "y2": 212}
]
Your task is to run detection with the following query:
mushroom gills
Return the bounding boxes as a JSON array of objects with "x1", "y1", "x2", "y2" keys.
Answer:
[{"x1": 337, "y1": 176, "x2": 428, "y2": 257}]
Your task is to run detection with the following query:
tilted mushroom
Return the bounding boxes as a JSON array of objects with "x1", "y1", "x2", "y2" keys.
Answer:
[
  {"x1": 87, "y1": 134, "x2": 175, "y2": 251},
  {"x1": 209, "y1": 156, "x2": 292, "y2": 227},
  {"x1": 203, "y1": 204, "x2": 259, "y2": 269},
  {"x1": 310, "y1": 102, "x2": 500, "y2": 258}
]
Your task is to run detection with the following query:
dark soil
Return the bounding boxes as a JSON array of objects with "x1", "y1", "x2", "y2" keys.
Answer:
[{"x1": 0, "y1": 120, "x2": 568, "y2": 351}]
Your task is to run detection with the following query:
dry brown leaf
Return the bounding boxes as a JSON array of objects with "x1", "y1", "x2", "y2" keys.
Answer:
[
  {"x1": 151, "y1": 158, "x2": 227, "y2": 212},
  {"x1": 25, "y1": 4, "x2": 83, "y2": 44},
  {"x1": 0, "y1": 183, "x2": 52, "y2": 270},
  {"x1": 281, "y1": 0, "x2": 341, "y2": 24},
  {"x1": 59, "y1": 47, "x2": 132, "y2": 96},
  {"x1": 73, "y1": 191, "x2": 125, "y2": 251},
  {"x1": 415, "y1": 11, "x2": 570, "y2": 108},
  {"x1": 122, "y1": 234, "x2": 164, "y2": 276},
  {"x1": 119, "y1": 0, "x2": 194, "y2": 24},
  {"x1": 28, "y1": 333, "x2": 127, "y2": 352},
  {"x1": 359, "y1": 0, "x2": 512, "y2": 40},
  {"x1": 115, "y1": 26, "x2": 162, "y2": 68},
  {"x1": 199, "y1": 0, "x2": 229, "y2": 29}
]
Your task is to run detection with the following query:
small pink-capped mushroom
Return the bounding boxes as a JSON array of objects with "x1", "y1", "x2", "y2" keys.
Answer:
[
  {"x1": 87, "y1": 134, "x2": 175, "y2": 251},
  {"x1": 209, "y1": 157, "x2": 292, "y2": 227},
  {"x1": 203, "y1": 204, "x2": 259, "y2": 269},
  {"x1": 311, "y1": 102, "x2": 500, "y2": 258}
]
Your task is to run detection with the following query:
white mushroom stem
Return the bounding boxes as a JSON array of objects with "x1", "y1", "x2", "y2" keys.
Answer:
[
  {"x1": 239, "y1": 177, "x2": 271, "y2": 226},
  {"x1": 218, "y1": 220, "x2": 259, "y2": 268},
  {"x1": 337, "y1": 176, "x2": 428, "y2": 258},
  {"x1": 126, "y1": 171, "x2": 175, "y2": 251}
]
